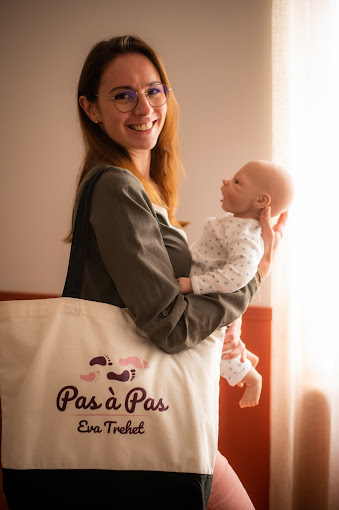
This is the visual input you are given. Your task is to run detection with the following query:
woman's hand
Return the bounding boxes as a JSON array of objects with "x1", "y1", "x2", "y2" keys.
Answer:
[
  {"x1": 221, "y1": 318, "x2": 247, "y2": 363},
  {"x1": 258, "y1": 207, "x2": 289, "y2": 280}
]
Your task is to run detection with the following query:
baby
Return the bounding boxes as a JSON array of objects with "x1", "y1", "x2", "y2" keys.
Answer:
[{"x1": 178, "y1": 160, "x2": 294, "y2": 408}]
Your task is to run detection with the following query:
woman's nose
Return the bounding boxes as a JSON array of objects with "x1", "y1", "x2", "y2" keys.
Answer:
[
  {"x1": 134, "y1": 93, "x2": 153, "y2": 115},
  {"x1": 222, "y1": 179, "x2": 228, "y2": 186}
]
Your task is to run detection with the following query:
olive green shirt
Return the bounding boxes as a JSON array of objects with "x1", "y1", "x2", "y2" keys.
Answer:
[{"x1": 80, "y1": 167, "x2": 257, "y2": 353}]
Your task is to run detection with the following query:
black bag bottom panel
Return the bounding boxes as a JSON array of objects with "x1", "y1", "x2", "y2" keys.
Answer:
[{"x1": 3, "y1": 468, "x2": 212, "y2": 510}]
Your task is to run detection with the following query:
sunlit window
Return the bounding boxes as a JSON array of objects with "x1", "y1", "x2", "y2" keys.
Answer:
[{"x1": 272, "y1": 0, "x2": 339, "y2": 390}]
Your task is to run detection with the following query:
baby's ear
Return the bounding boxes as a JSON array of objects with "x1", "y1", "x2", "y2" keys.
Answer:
[{"x1": 254, "y1": 193, "x2": 271, "y2": 210}]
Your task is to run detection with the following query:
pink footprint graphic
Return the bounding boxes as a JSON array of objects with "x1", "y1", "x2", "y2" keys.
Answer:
[
  {"x1": 119, "y1": 356, "x2": 149, "y2": 369},
  {"x1": 80, "y1": 370, "x2": 100, "y2": 382}
]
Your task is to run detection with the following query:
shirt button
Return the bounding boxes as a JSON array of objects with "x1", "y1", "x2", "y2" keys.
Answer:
[{"x1": 161, "y1": 310, "x2": 169, "y2": 317}]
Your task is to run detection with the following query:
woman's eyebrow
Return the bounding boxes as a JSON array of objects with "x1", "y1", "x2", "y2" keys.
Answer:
[
  {"x1": 108, "y1": 81, "x2": 162, "y2": 94},
  {"x1": 108, "y1": 85, "x2": 131, "y2": 93}
]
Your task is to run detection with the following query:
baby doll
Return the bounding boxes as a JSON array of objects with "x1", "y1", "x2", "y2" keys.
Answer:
[{"x1": 178, "y1": 160, "x2": 294, "y2": 408}]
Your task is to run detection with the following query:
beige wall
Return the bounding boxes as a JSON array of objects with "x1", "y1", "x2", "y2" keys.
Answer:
[{"x1": 0, "y1": 0, "x2": 272, "y2": 305}]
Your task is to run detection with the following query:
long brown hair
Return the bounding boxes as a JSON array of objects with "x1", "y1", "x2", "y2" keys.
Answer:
[{"x1": 67, "y1": 35, "x2": 185, "y2": 240}]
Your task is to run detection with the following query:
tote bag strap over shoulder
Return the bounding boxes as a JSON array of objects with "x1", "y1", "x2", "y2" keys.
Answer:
[
  {"x1": 62, "y1": 165, "x2": 162, "y2": 299},
  {"x1": 62, "y1": 166, "x2": 112, "y2": 298}
]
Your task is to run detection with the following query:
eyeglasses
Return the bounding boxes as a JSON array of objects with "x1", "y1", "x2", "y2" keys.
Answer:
[{"x1": 96, "y1": 84, "x2": 171, "y2": 113}]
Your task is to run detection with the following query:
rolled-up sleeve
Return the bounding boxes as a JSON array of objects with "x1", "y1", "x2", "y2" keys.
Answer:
[{"x1": 90, "y1": 168, "x2": 257, "y2": 354}]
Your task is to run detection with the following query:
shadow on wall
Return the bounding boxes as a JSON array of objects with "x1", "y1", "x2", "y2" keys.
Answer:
[{"x1": 292, "y1": 390, "x2": 330, "y2": 510}]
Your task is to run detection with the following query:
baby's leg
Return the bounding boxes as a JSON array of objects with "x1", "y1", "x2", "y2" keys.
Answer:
[
  {"x1": 239, "y1": 367, "x2": 262, "y2": 408},
  {"x1": 246, "y1": 349, "x2": 259, "y2": 368}
]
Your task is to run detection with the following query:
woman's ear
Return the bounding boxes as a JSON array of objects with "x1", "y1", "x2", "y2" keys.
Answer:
[
  {"x1": 254, "y1": 193, "x2": 271, "y2": 210},
  {"x1": 79, "y1": 95, "x2": 101, "y2": 124}
]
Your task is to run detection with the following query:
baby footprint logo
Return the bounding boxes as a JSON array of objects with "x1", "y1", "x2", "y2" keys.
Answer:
[{"x1": 80, "y1": 355, "x2": 149, "y2": 383}]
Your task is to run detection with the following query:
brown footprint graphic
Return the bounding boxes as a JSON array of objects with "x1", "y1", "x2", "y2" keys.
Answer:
[{"x1": 80, "y1": 355, "x2": 136, "y2": 383}]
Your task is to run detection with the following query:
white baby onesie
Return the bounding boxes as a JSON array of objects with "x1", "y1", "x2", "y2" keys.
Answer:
[
  {"x1": 190, "y1": 214, "x2": 264, "y2": 385},
  {"x1": 190, "y1": 214, "x2": 263, "y2": 295}
]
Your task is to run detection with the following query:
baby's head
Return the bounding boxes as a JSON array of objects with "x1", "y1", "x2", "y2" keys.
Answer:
[{"x1": 221, "y1": 160, "x2": 294, "y2": 219}]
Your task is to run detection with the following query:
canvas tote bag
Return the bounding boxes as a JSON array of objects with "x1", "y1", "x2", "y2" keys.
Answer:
[{"x1": 0, "y1": 168, "x2": 224, "y2": 508}]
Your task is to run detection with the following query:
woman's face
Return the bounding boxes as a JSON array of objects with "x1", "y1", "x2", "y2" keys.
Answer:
[{"x1": 85, "y1": 53, "x2": 167, "y2": 158}]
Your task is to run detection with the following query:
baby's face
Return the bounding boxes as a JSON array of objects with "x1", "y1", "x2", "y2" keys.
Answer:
[
  {"x1": 221, "y1": 160, "x2": 294, "y2": 218},
  {"x1": 220, "y1": 167, "x2": 261, "y2": 216}
]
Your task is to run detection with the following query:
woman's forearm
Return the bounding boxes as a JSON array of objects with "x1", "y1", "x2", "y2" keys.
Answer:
[{"x1": 143, "y1": 279, "x2": 257, "y2": 353}]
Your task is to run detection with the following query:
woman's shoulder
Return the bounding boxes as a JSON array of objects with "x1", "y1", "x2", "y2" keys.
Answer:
[
  {"x1": 90, "y1": 165, "x2": 153, "y2": 211},
  {"x1": 95, "y1": 165, "x2": 143, "y2": 190},
  {"x1": 91, "y1": 166, "x2": 146, "y2": 199}
]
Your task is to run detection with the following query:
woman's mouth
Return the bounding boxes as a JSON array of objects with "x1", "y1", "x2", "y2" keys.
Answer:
[{"x1": 129, "y1": 121, "x2": 154, "y2": 131}]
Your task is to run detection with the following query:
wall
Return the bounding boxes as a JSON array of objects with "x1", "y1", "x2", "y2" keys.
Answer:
[
  {"x1": 219, "y1": 306, "x2": 272, "y2": 509},
  {"x1": 0, "y1": 0, "x2": 272, "y2": 305}
]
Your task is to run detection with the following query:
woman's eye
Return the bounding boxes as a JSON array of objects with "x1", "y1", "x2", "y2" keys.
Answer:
[
  {"x1": 114, "y1": 90, "x2": 135, "y2": 102},
  {"x1": 147, "y1": 86, "x2": 162, "y2": 96},
  {"x1": 235, "y1": 179, "x2": 240, "y2": 184}
]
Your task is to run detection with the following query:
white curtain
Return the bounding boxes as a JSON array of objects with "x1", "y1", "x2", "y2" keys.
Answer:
[{"x1": 271, "y1": 1, "x2": 339, "y2": 509}]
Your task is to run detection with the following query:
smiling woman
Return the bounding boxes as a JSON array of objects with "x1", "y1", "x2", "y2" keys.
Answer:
[
  {"x1": 79, "y1": 54, "x2": 168, "y2": 178},
  {"x1": 72, "y1": 36, "x2": 183, "y2": 230},
  {"x1": 59, "y1": 34, "x2": 266, "y2": 509}
]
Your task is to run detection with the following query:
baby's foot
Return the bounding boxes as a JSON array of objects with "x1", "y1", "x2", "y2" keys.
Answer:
[{"x1": 239, "y1": 376, "x2": 262, "y2": 408}]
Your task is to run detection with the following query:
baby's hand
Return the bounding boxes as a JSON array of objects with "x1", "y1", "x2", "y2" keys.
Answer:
[{"x1": 177, "y1": 277, "x2": 193, "y2": 294}]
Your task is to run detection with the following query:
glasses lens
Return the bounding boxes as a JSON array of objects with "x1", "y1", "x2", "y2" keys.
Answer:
[
  {"x1": 114, "y1": 90, "x2": 138, "y2": 112},
  {"x1": 146, "y1": 84, "x2": 169, "y2": 107}
]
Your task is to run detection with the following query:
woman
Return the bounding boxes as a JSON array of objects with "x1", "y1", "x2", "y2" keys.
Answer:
[{"x1": 71, "y1": 35, "x2": 285, "y2": 508}]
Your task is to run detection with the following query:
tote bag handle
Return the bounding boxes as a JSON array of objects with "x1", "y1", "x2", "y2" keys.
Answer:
[
  {"x1": 62, "y1": 166, "x2": 162, "y2": 298},
  {"x1": 62, "y1": 166, "x2": 111, "y2": 298}
]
